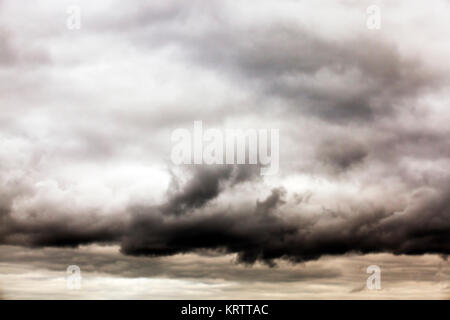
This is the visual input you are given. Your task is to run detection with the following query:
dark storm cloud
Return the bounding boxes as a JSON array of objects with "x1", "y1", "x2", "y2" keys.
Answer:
[
  {"x1": 121, "y1": 186, "x2": 295, "y2": 265},
  {"x1": 0, "y1": 208, "x2": 123, "y2": 248},
  {"x1": 196, "y1": 32, "x2": 440, "y2": 123},
  {"x1": 106, "y1": 6, "x2": 442, "y2": 123},
  {"x1": 162, "y1": 165, "x2": 260, "y2": 215},
  {"x1": 0, "y1": 166, "x2": 259, "y2": 248},
  {"x1": 121, "y1": 179, "x2": 450, "y2": 264},
  {"x1": 0, "y1": 162, "x2": 449, "y2": 265},
  {"x1": 0, "y1": 0, "x2": 449, "y2": 269},
  {"x1": 0, "y1": 179, "x2": 124, "y2": 247}
]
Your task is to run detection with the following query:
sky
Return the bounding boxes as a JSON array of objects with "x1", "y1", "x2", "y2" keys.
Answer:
[{"x1": 0, "y1": 0, "x2": 449, "y2": 299}]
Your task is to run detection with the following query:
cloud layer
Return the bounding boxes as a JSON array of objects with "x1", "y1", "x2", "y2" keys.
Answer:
[{"x1": 0, "y1": 0, "x2": 449, "y2": 269}]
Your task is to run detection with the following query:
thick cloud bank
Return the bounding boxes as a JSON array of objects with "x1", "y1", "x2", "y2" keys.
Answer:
[
  {"x1": 0, "y1": 0, "x2": 449, "y2": 264},
  {"x1": 1, "y1": 165, "x2": 449, "y2": 264}
]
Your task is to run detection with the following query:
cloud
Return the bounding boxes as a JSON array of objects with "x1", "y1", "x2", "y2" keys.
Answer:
[
  {"x1": 0, "y1": 0, "x2": 449, "y2": 269},
  {"x1": 0, "y1": 244, "x2": 448, "y2": 299},
  {"x1": 3, "y1": 164, "x2": 448, "y2": 265},
  {"x1": 317, "y1": 139, "x2": 368, "y2": 172},
  {"x1": 0, "y1": 29, "x2": 16, "y2": 65},
  {"x1": 161, "y1": 165, "x2": 260, "y2": 215},
  {"x1": 112, "y1": 4, "x2": 443, "y2": 124},
  {"x1": 121, "y1": 176, "x2": 450, "y2": 264}
]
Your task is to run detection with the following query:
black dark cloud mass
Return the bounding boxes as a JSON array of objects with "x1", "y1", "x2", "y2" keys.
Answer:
[
  {"x1": 1, "y1": 165, "x2": 449, "y2": 265},
  {"x1": 122, "y1": 173, "x2": 450, "y2": 264},
  {"x1": 0, "y1": 0, "x2": 449, "y2": 267},
  {"x1": 161, "y1": 165, "x2": 260, "y2": 215}
]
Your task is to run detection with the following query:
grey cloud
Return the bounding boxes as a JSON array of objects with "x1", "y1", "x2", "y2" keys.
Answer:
[
  {"x1": 0, "y1": 29, "x2": 16, "y2": 65},
  {"x1": 0, "y1": 244, "x2": 342, "y2": 284},
  {"x1": 122, "y1": 181, "x2": 450, "y2": 264},
  {"x1": 162, "y1": 165, "x2": 260, "y2": 215},
  {"x1": 0, "y1": 27, "x2": 50, "y2": 67},
  {"x1": 0, "y1": 0, "x2": 448, "y2": 276},
  {"x1": 0, "y1": 162, "x2": 449, "y2": 265},
  {"x1": 1, "y1": 209, "x2": 124, "y2": 248},
  {"x1": 317, "y1": 139, "x2": 368, "y2": 172},
  {"x1": 108, "y1": 7, "x2": 442, "y2": 123},
  {"x1": 198, "y1": 32, "x2": 439, "y2": 123}
]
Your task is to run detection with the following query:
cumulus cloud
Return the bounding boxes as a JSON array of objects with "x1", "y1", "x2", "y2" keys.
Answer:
[
  {"x1": 0, "y1": 0, "x2": 449, "y2": 272},
  {"x1": 1, "y1": 164, "x2": 449, "y2": 265}
]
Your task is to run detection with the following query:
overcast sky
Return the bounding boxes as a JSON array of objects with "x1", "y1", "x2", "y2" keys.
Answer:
[{"x1": 0, "y1": 0, "x2": 449, "y2": 299}]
